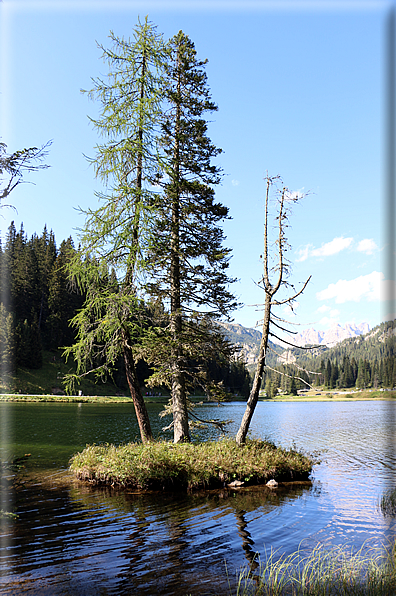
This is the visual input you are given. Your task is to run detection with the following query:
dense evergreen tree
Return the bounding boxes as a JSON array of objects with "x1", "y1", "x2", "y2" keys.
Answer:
[
  {"x1": 144, "y1": 31, "x2": 237, "y2": 442},
  {"x1": 48, "y1": 238, "x2": 82, "y2": 349},
  {"x1": 0, "y1": 216, "x2": 249, "y2": 397},
  {"x1": 205, "y1": 353, "x2": 251, "y2": 397},
  {"x1": 0, "y1": 303, "x2": 15, "y2": 372},
  {"x1": 32, "y1": 225, "x2": 57, "y2": 332},
  {"x1": 289, "y1": 376, "x2": 298, "y2": 396},
  {"x1": 325, "y1": 359, "x2": 332, "y2": 388},
  {"x1": 330, "y1": 361, "x2": 339, "y2": 389},
  {"x1": 1, "y1": 222, "x2": 82, "y2": 371}
]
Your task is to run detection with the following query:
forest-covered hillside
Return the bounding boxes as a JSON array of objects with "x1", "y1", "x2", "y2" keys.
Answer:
[
  {"x1": 0, "y1": 223, "x2": 251, "y2": 396},
  {"x1": 1, "y1": 221, "x2": 393, "y2": 397},
  {"x1": 263, "y1": 320, "x2": 395, "y2": 395},
  {"x1": 219, "y1": 320, "x2": 394, "y2": 395}
]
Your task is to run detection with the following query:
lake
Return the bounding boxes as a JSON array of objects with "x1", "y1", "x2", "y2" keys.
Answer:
[{"x1": 0, "y1": 400, "x2": 396, "y2": 595}]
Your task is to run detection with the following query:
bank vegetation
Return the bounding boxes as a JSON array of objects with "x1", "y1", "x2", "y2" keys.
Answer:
[
  {"x1": 69, "y1": 438, "x2": 314, "y2": 491},
  {"x1": 232, "y1": 541, "x2": 396, "y2": 596}
]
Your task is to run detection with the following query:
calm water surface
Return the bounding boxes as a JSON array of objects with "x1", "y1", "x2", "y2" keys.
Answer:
[{"x1": 1, "y1": 400, "x2": 396, "y2": 595}]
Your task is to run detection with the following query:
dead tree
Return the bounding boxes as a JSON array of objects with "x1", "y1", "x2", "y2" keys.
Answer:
[
  {"x1": 236, "y1": 175, "x2": 312, "y2": 445},
  {"x1": 0, "y1": 141, "x2": 51, "y2": 207}
]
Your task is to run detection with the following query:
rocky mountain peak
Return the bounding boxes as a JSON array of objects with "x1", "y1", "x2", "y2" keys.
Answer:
[{"x1": 219, "y1": 321, "x2": 371, "y2": 368}]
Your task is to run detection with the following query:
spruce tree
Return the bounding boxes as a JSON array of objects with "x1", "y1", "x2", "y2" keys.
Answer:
[
  {"x1": 15, "y1": 319, "x2": 31, "y2": 368},
  {"x1": 28, "y1": 311, "x2": 43, "y2": 369},
  {"x1": 344, "y1": 355, "x2": 354, "y2": 388},
  {"x1": 0, "y1": 304, "x2": 15, "y2": 374},
  {"x1": 32, "y1": 226, "x2": 57, "y2": 334},
  {"x1": 144, "y1": 31, "x2": 237, "y2": 442},
  {"x1": 8, "y1": 224, "x2": 41, "y2": 324},
  {"x1": 289, "y1": 376, "x2": 298, "y2": 396},
  {"x1": 325, "y1": 360, "x2": 332, "y2": 388},
  {"x1": 356, "y1": 359, "x2": 365, "y2": 389},
  {"x1": 330, "y1": 361, "x2": 339, "y2": 389},
  {"x1": 48, "y1": 238, "x2": 83, "y2": 349}
]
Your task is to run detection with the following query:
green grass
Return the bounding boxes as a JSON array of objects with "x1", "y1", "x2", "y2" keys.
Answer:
[
  {"x1": 230, "y1": 541, "x2": 396, "y2": 595},
  {"x1": 0, "y1": 350, "x2": 126, "y2": 397},
  {"x1": 69, "y1": 438, "x2": 314, "y2": 491},
  {"x1": 0, "y1": 393, "x2": 136, "y2": 403},
  {"x1": 261, "y1": 389, "x2": 396, "y2": 402}
]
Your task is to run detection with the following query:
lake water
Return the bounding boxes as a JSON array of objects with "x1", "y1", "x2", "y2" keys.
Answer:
[{"x1": 0, "y1": 400, "x2": 396, "y2": 595}]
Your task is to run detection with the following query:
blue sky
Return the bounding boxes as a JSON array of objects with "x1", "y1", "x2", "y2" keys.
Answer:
[{"x1": 0, "y1": 0, "x2": 394, "y2": 333}]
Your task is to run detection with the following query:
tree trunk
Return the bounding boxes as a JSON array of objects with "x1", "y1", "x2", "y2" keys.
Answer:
[
  {"x1": 236, "y1": 293, "x2": 271, "y2": 445},
  {"x1": 169, "y1": 44, "x2": 190, "y2": 443},
  {"x1": 120, "y1": 51, "x2": 154, "y2": 445},
  {"x1": 172, "y1": 363, "x2": 190, "y2": 442},
  {"x1": 122, "y1": 330, "x2": 153, "y2": 443}
]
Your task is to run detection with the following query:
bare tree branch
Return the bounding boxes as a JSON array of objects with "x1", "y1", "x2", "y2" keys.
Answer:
[
  {"x1": 270, "y1": 276, "x2": 311, "y2": 306},
  {"x1": 265, "y1": 364, "x2": 315, "y2": 389},
  {"x1": 270, "y1": 318, "x2": 298, "y2": 335},
  {"x1": 0, "y1": 141, "x2": 51, "y2": 203},
  {"x1": 188, "y1": 410, "x2": 232, "y2": 432},
  {"x1": 269, "y1": 331, "x2": 320, "y2": 350}
]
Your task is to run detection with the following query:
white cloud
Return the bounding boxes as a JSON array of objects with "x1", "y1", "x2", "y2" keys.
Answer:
[
  {"x1": 316, "y1": 305, "x2": 330, "y2": 313},
  {"x1": 296, "y1": 244, "x2": 313, "y2": 262},
  {"x1": 316, "y1": 271, "x2": 396, "y2": 304},
  {"x1": 311, "y1": 236, "x2": 353, "y2": 258},
  {"x1": 231, "y1": 179, "x2": 239, "y2": 186},
  {"x1": 356, "y1": 238, "x2": 378, "y2": 255},
  {"x1": 297, "y1": 236, "x2": 352, "y2": 261},
  {"x1": 319, "y1": 316, "x2": 335, "y2": 327},
  {"x1": 317, "y1": 307, "x2": 339, "y2": 326}
]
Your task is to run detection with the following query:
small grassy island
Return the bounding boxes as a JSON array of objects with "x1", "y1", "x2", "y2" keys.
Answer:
[{"x1": 69, "y1": 438, "x2": 314, "y2": 491}]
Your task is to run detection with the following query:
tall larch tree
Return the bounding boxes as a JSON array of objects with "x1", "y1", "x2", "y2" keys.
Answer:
[
  {"x1": 64, "y1": 18, "x2": 168, "y2": 443},
  {"x1": 144, "y1": 32, "x2": 237, "y2": 443}
]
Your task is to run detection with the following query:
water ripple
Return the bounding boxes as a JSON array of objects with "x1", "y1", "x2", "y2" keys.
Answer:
[{"x1": 1, "y1": 400, "x2": 396, "y2": 595}]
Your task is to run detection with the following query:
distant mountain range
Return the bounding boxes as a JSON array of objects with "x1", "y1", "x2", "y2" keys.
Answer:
[
  {"x1": 281, "y1": 322, "x2": 370, "y2": 348},
  {"x1": 219, "y1": 321, "x2": 371, "y2": 369},
  {"x1": 219, "y1": 323, "x2": 263, "y2": 366}
]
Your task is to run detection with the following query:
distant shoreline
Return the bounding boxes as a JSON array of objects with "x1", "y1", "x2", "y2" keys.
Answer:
[
  {"x1": 260, "y1": 389, "x2": 396, "y2": 402},
  {"x1": 0, "y1": 389, "x2": 394, "y2": 403}
]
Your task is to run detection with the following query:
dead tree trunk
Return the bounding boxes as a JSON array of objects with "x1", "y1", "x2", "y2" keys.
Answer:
[
  {"x1": 236, "y1": 175, "x2": 311, "y2": 446},
  {"x1": 236, "y1": 294, "x2": 271, "y2": 445}
]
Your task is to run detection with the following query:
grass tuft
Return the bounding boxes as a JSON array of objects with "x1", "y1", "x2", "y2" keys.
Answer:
[
  {"x1": 232, "y1": 541, "x2": 396, "y2": 595},
  {"x1": 69, "y1": 438, "x2": 314, "y2": 491}
]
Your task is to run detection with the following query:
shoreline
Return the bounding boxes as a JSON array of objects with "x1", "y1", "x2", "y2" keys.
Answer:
[{"x1": 0, "y1": 390, "x2": 394, "y2": 404}]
